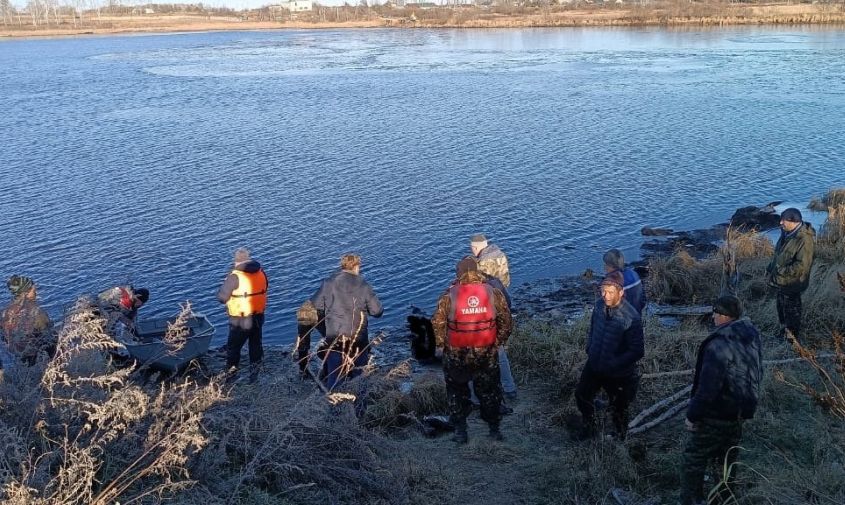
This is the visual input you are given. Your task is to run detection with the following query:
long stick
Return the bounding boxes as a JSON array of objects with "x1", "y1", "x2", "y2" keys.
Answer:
[
  {"x1": 628, "y1": 400, "x2": 689, "y2": 436},
  {"x1": 628, "y1": 385, "x2": 692, "y2": 428},
  {"x1": 642, "y1": 353, "x2": 836, "y2": 379}
]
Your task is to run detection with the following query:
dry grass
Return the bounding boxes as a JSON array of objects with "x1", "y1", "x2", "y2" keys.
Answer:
[{"x1": 0, "y1": 298, "x2": 226, "y2": 505}]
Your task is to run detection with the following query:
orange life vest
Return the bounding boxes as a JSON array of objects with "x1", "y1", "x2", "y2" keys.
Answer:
[
  {"x1": 446, "y1": 282, "x2": 497, "y2": 348},
  {"x1": 226, "y1": 270, "x2": 268, "y2": 317}
]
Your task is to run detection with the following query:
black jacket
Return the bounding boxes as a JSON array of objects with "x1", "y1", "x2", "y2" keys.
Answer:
[
  {"x1": 217, "y1": 260, "x2": 267, "y2": 330},
  {"x1": 311, "y1": 270, "x2": 383, "y2": 344},
  {"x1": 585, "y1": 299, "x2": 644, "y2": 378},
  {"x1": 687, "y1": 318, "x2": 763, "y2": 422}
]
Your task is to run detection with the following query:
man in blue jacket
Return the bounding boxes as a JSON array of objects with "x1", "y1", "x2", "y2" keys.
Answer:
[
  {"x1": 603, "y1": 248, "x2": 646, "y2": 315},
  {"x1": 573, "y1": 271, "x2": 644, "y2": 440},
  {"x1": 311, "y1": 254, "x2": 383, "y2": 390},
  {"x1": 681, "y1": 295, "x2": 762, "y2": 505}
]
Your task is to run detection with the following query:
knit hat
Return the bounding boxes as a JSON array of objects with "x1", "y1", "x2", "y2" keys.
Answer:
[
  {"x1": 780, "y1": 208, "x2": 803, "y2": 223},
  {"x1": 7, "y1": 275, "x2": 34, "y2": 298},
  {"x1": 469, "y1": 234, "x2": 487, "y2": 245},
  {"x1": 601, "y1": 271, "x2": 624, "y2": 290},
  {"x1": 134, "y1": 288, "x2": 150, "y2": 304},
  {"x1": 713, "y1": 295, "x2": 742, "y2": 319},
  {"x1": 456, "y1": 256, "x2": 478, "y2": 277}
]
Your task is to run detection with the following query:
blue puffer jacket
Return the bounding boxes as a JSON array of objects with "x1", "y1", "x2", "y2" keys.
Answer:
[
  {"x1": 585, "y1": 299, "x2": 644, "y2": 378},
  {"x1": 687, "y1": 318, "x2": 763, "y2": 422},
  {"x1": 311, "y1": 270, "x2": 383, "y2": 345},
  {"x1": 608, "y1": 267, "x2": 646, "y2": 315}
]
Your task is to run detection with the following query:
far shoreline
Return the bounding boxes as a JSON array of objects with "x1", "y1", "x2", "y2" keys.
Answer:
[{"x1": 2, "y1": 3, "x2": 845, "y2": 40}]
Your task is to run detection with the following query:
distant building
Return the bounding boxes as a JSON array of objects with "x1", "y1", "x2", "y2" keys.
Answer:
[{"x1": 270, "y1": 0, "x2": 312, "y2": 12}]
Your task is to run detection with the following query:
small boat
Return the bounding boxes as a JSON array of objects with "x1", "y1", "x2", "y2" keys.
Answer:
[{"x1": 124, "y1": 314, "x2": 215, "y2": 373}]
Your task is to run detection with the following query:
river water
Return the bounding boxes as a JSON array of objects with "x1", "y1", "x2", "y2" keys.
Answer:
[{"x1": 1, "y1": 26, "x2": 844, "y2": 344}]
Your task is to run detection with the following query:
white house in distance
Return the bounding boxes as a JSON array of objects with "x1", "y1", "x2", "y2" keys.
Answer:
[{"x1": 275, "y1": 0, "x2": 312, "y2": 12}]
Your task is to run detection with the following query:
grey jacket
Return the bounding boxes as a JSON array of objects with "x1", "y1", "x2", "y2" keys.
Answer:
[{"x1": 311, "y1": 270, "x2": 383, "y2": 344}]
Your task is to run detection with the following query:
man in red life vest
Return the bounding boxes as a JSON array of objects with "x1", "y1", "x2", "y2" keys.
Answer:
[
  {"x1": 218, "y1": 247, "x2": 268, "y2": 379},
  {"x1": 432, "y1": 256, "x2": 512, "y2": 444}
]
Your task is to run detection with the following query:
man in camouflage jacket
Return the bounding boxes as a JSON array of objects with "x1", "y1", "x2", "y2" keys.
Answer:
[
  {"x1": 1, "y1": 275, "x2": 52, "y2": 364},
  {"x1": 766, "y1": 207, "x2": 815, "y2": 340},
  {"x1": 432, "y1": 256, "x2": 512, "y2": 443},
  {"x1": 681, "y1": 295, "x2": 762, "y2": 505}
]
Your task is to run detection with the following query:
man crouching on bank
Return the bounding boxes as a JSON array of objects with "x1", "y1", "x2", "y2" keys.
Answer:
[{"x1": 432, "y1": 256, "x2": 512, "y2": 444}]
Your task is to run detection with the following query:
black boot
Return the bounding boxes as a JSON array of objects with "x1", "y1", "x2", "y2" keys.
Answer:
[
  {"x1": 488, "y1": 423, "x2": 504, "y2": 441},
  {"x1": 452, "y1": 420, "x2": 468, "y2": 444}
]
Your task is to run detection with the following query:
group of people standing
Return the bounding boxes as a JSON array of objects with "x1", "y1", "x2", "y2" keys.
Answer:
[{"x1": 0, "y1": 206, "x2": 821, "y2": 505}]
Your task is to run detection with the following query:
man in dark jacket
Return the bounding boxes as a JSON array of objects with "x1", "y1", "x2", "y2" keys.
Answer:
[
  {"x1": 681, "y1": 295, "x2": 762, "y2": 505},
  {"x1": 767, "y1": 207, "x2": 815, "y2": 340},
  {"x1": 432, "y1": 256, "x2": 513, "y2": 444},
  {"x1": 603, "y1": 248, "x2": 647, "y2": 315},
  {"x1": 574, "y1": 271, "x2": 644, "y2": 440},
  {"x1": 311, "y1": 253, "x2": 383, "y2": 390},
  {"x1": 218, "y1": 247, "x2": 268, "y2": 378}
]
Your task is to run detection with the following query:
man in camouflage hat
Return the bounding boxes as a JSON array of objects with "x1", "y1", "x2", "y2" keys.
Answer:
[
  {"x1": 766, "y1": 207, "x2": 815, "y2": 340},
  {"x1": 1, "y1": 275, "x2": 53, "y2": 364},
  {"x1": 680, "y1": 295, "x2": 762, "y2": 505},
  {"x1": 432, "y1": 256, "x2": 513, "y2": 444}
]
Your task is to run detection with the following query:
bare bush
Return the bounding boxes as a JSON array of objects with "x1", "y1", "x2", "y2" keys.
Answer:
[{"x1": 0, "y1": 298, "x2": 226, "y2": 505}]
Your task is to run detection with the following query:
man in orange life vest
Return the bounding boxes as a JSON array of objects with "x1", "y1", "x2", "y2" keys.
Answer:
[
  {"x1": 217, "y1": 247, "x2": 268, "y2": 375},
  {"x1": 432, "y1": 256, "x2": 513, "y2": 444}
]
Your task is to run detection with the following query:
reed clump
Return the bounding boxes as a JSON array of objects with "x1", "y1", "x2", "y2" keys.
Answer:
[{"x1": 0, "y1": 298, "x2": 226, "y2": 505}]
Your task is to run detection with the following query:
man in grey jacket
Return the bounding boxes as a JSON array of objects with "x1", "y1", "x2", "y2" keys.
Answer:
[{"x1": 311, "y1": 254, "x2": 383, "y2": 389}]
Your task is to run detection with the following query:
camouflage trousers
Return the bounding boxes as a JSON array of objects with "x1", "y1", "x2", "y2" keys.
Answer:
[
  {"x1": 443, "y1": 346, "x2": 502, "y2": 428},
  {"x1": 680, "y1": 418, "x2": 744, "y2": 505}
]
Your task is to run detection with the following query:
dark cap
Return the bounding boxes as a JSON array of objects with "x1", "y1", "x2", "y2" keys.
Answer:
[
  {"x1": 134, "y1": 288, "x2": 150, "y2": 304},
  {"x1": 7, "y1": 275, "x2": 34, "y2": 298},
  {"x1": 780, "y1": 208, "x2": 803, "y2": 223},
  {"x1": 713, "y1": 295, "x2": 742, "y2": 319},
  {"x1": 601, "y1": 271, "x2": 624, "y2": 290},
  {"x1": 456, "y1": 256, "x2": 478, "y2": 277}
]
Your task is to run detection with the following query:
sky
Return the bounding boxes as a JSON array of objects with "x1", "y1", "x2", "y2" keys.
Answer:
[{"x1": 9, "y1": 0, "x2": 378, "y2": 11}]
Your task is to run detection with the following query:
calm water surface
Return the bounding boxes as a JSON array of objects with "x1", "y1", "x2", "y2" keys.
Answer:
[{"x1": 1, "y1": 27, "x2": 844, "y2": 344}]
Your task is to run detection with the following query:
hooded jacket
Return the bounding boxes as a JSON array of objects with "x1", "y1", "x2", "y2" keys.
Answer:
[
  {"x1": 767, "y1": 222, "x2": 815, "y2": 293},
  {"x1": 687, "y1": 318, "x2": 763, "y2": 422},
  {"x1": 218, "y1": 260, "x2": 267, "y2": 329},
  {"x1": 585, "y1": 299, "x2": 644, "y2": 378},
  {"x1": 311, "y1": 270, "x2": 383, "y2": 345}
]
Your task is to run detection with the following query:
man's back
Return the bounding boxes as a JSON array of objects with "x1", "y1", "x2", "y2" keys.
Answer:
[{"x1": 312, "y1": 270, "x2": 383, "y2": 341}]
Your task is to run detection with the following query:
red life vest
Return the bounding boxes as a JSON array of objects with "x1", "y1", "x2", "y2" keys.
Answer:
[{"x1": 447, "y1": 282, "x2": 497, "y2": 348}]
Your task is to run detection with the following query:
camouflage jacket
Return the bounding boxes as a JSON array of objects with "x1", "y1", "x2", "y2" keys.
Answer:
[
  {"x1": 0, "y1": 298, "x2": 52, "y2": 358},
  {"x1": 477, "y1": 244, "x2": 511, "y2": 288},
  {"x1": 767, "y1": 223, "x2": 815, "y2": 293},
  {"x1": 432, "y1": 270, "x2": 512, "y2": 350}
]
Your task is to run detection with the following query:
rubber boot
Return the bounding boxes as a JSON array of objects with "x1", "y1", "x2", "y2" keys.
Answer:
[
  {"x1": 452, "y1": 420, "x2": 468, "y2": 445},
  {"x1": 488, "y1": 423, "x2": 504, "y2": 442}
]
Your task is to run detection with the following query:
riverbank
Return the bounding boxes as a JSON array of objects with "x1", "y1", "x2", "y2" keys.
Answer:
[
  {"x1": 0, "y1": 191, "x2": 842, "y2": 504},
  {"x1": 2, "y1": 3, "x2": 845, "y2": 39}
]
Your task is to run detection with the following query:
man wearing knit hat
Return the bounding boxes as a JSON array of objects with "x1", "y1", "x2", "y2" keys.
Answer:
[
  {"x1": 432, "y1": 256, "x2": 512, "y2": 444},
  {"x1": 573, "y1": 270, "x2": 644, "y2": 441},
  {"x1": 1, "y1": 275, "x2": 52, "y2": 364},
  {"x1": 680, "y1": 295, "x2": 762, "y2": 505},
  {"x1": 766, "y1": 207, "x2": 815, "y2": 340}
]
